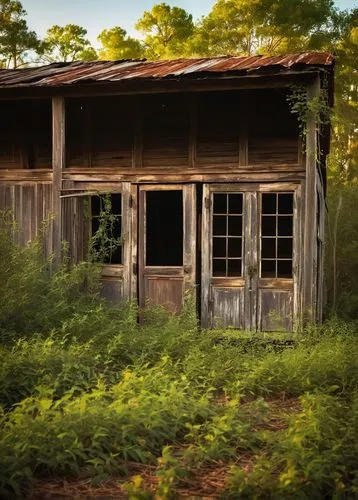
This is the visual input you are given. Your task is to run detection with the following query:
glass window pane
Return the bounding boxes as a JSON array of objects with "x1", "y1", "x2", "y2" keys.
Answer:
[
  {"x1": 213, "y1": 238, "x2": 226, "y2": 258},
  {"x1": 213, "y1": 215, "x2": 227, "y2": 236},
  {"x1": 228, "y1": 216, "x2": 242, "y2": 236},
  {"x1": 262, "y1": 238, "x2": 276, "y2": 258},
  {"x1": 228, "y1": 237, "x2": 242, "y2": 258},
  {"x1": 262, "y1": 216, "x2": 276, "y2": 236},
  {"x1": 110, "y1": 193, "x2": 122, "y2": 214},
  {"x1": 277, "y1": 238, "x2": 293, "y2": 258},
  {"x1": 278, "y1": 193, "x2": 293, "y2": 214},
  {"x1": 277, "y1": 260, "x2": 292, "y2": 278},
  {"x1": 262, "y1": 193, "x2": 276, "y2": 214},
  {"x1": 228, "y1": 259, "x2": 241, "y2": 277},
  {"x1": 213, "y1": 259, "x2": 226, "y2": 276},
  {"x1": 261, "y1": 260, "x2": 276, "y2": 277},
  {"x1": 278, "y1": 216, "x2": 293, "y2": 236},
  {"x1": 91, "y1": 195, "x2": 101, "y2": 215},
  {"x1": 228, "y1": 194, "x2": 243, "y2": 214},
  {"x1": 213, "y1": 194, "x2": 227, "y2": 214}
]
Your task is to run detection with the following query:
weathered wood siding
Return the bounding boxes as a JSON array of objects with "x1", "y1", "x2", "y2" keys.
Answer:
[
  {"x1": 0, "y1": 182, "x2": 53, "y2": 253},
  {"x1": 0, "y1": 100, "x2": 52, "y2": 169},
  {"x1": 248, "y1": 89, "x2": 299, "y2": 165},
  {"x1": 62, "y1": 89, "x2": 298, "y2": 171},
  {"x1": 0, "y1": 79, "x2": 324, "y2": 331}
]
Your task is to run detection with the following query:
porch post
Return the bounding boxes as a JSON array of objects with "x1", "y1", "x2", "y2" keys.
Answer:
[
  {"x1": 52, "y1": 96, "x2": 65, "y2": 262},
  {"x1": 303, "y1": 77, "x2": 320, "y2": 324}
]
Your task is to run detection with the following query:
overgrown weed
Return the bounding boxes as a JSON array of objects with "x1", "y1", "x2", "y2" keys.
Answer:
[{"x1": 0, "y1": 214, "x2": 358, "y2": 497}]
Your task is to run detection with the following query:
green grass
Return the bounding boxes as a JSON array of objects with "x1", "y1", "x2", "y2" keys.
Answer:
[{"x1": 0, "y1": 315, "x2": 357, "y2": 498}]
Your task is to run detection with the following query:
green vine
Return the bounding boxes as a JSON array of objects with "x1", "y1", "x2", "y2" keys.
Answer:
[
  {"x1": 89, "y1": 193, "x2": 122, "y2": 264},
  {"x1": 286, "y1": 84, "x2": 331, "y2": 141}
]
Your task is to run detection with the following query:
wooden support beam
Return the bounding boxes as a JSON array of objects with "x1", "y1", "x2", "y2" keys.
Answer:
[
  {"x1": 302, "y1": 78, "x2": 320, "y2": 324},
  {"x1": 239, "y1": 91, "x2": 248, "y2": 166},
  {"x1": 189, "y1": 94, "x2": 197, "y2": 168},
  {"x1": 52, "y1": 96, "x2": 65, "y2": 262},
  {"x1": 133, "y1": 97, "x2": 143, "y2": 169}
]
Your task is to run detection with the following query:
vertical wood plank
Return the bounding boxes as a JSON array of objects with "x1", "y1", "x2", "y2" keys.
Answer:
[
  {"x1": 303, "y1": 78, "x2": 319, "y2": 323},
  {"x1": 130, "y1": 183, "x2": 138, "y2": 299},
  {"x1": 52, "y1": 96, "x2": 65, "y2": 263},
  {"x1": 17, "y1": 185, "x2": 24, "y2": 245},
  {"x1": 293, "y1": 184, "x2": 302, "y2": 331},
  {"x1": 201, "y1": 183, "x2": 211, "y2": 328},
  {"x1": 239, "y1": 91, "x2": 248, "y2": 166},
  {"x1": 133, "y1": 97, "x2": 143, "y2": 169},
  {"x1": 244, "y1": 191, "x2": 258, "y2": 330},
  {"x1": 44, "y1": 183, "x2": 53, "y2": 255},
  {"x1": 189, "y1": 94, "x2": 197, "y2": 168},
  {"x1": 30, "y1": 185, "x2": 36, "y2": 241},
  {"x1": 85, "y1": 100, "x2": 92, "y2": 168},
  {"x1": 138, "y1": 188, "x2": 145, "y2": 307},
  {"x1": 183, "y1": 184, "x2": 196, "y2": 290},
  {"x1": 0, "y1": 185, "x2": 5, "y2": 210},
  {"x1": 122, "y1": 182, "x2": 132, "y2": 300}
]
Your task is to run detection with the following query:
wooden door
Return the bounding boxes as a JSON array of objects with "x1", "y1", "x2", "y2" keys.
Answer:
[
  {"x1": 256, "y1": 184, "x2": 301, "y2": 332},
  {"x1": 202, "y1": 184, "x2": 250, "y2": 329},
  {"x1": 201, "y1": 183, "x2": 301, "y2": 332},
  {"x1": 138, "y1": 184, "x2": 196, "y2": 313}
]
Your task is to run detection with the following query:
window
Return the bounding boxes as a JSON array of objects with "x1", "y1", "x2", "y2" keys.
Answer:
[
  {"x1": 212, "y1": 193, "x2": 243, "y2": 277},
  {"x1": 261, "y1": 193, "x2": 293, "y2": 278},
  {"x1": 90, "y1": 194, "x2": 122, "y2": 264}
]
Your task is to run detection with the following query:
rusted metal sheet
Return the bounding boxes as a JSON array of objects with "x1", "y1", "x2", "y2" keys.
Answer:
[{"x1": 0, "y1": 52, "x2": 334, "y2": 88}]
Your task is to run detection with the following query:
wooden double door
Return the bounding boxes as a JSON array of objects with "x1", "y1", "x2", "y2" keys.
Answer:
[
  {"x1": 201, "y1": 183, "x2": 301, "y2": 331},
  {"x1": 77, "y1": 181, "x2": 300, "y2": 331}
]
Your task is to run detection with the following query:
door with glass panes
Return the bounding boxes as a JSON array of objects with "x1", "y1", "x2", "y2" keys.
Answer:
[{"x1": 201, "y1": 183, "x2": 300, "y2": 331}]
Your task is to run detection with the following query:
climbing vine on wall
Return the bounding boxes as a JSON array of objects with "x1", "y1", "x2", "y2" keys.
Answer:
[
  {"x1": 88, "y1": 193, "x2": 122, "y2": 264},
  {"x1": 286, "y1": 84, "x2": 331, "y2": 141}
]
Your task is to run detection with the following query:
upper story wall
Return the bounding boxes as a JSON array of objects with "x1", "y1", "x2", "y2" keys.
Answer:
[
  {"x1": 0, "y1": 88, "x2": 300, "y2": 172},
  {"x1": 0, "y1": 99, "x2": 52, "y2": 169}
]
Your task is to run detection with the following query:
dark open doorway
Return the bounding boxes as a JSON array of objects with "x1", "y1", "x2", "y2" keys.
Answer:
[{"x1": 145, "y1": 190, "x2": 183, "y2": 266}]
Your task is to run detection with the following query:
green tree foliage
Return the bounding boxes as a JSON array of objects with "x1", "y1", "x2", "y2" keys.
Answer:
[
  {"x1": 328, "y1": 9, "x2": 358, "y2": 183},
  {"x1": 0, "y1": 0, "x2": 39, "y2": 68},
  {"x1": 97, "y1": 26, "x2": 144, "y2": 60},
  {"x1": 135, "y1": 2, "x2": 194, "y2": 59},
  {"x1": 326, "y1": 185, "x2": 358, "y2": 319},
  {"x1": 323, "y1": 10, "x2": 358, "y2": 319},
  {"x1": 188, "y1": 0, "x2": 339, "y2": 56},
  {"x1": 40, "y1": 24, "x2": 97, "y2": 63}
]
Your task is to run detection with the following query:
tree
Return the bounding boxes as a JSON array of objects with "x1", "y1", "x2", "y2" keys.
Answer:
[
  {"x1": 97, "y1": 27, "x2": 144, "y2": 60},
  {"x1": 135, "y1": 2, "x2": 194, "y2": 59},
  {"x1": 41, "y1": 24, "x2": 97, "y2": 63},
  {"x1": 0, "y1": 0, "x2": 40, "y2": 68},
  {"x1": 189, "y1": 0, "x2": 338, "y2": 56},
  {"x1": 328, "y1": 9, "x2": 358, "y2": 183}
]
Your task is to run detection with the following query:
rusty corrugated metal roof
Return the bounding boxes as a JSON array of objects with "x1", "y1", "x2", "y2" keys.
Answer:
[{"x1": 0, "y1": 52, "x2": 334, "y2": 88}]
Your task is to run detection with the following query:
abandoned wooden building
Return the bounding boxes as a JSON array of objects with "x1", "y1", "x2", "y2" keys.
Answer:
[{"x1": 0, "y1": 52, "x2": 334, "y2": 331}]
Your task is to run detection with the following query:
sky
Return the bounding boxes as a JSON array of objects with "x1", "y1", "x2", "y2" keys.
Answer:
[{"x1": 21, "y1": 0, "x2": 357, "y2": 47}]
